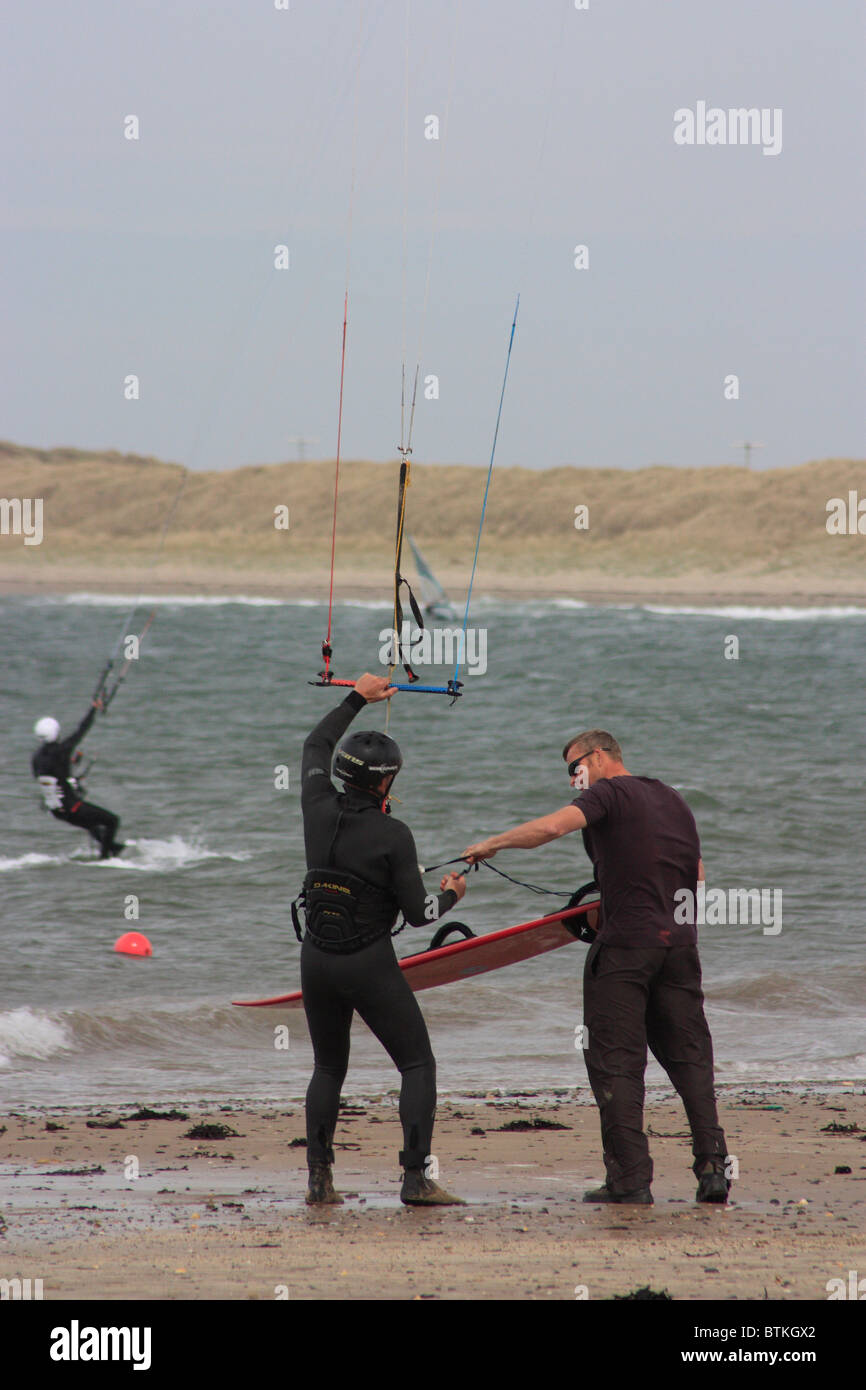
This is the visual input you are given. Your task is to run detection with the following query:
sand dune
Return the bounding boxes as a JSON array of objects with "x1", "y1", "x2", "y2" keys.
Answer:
[{"x1": 1, "y1": 442, "x2": 863, "y2": 601}]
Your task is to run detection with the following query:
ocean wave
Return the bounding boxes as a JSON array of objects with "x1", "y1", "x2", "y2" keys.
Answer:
[
  {"x1": 44, "y1": 593, "x2": 288, "y2": 608},
  {"x1": 340, "y1": 599, "x2": 399, "y2": 610},
  {"x1": 716, "y1": 1055, "x2": 866, "y2": 1083},
  {"x1": 640, "y1": 604, "x2": 866, "y2": 621},
  {"x1": 77, "y1": 836, "x2": 252, "y2": 872},
  {"x1": 24, "y1": 593, "x2": 409, "y2": 612},
  {"x1": 0, "y1": 851, "x2": 67, "y2": 873},
  {"x1": 710, "y1": 966, "x2": 866, "y2": 1014},
  {"x1": 19, "y1": 594, "x2": 865, "y2": 620},
  {"x1": 0, "y1": 1008, "x2": 73, "y2": 1067},
  {"x1": 0, "y1": 1001, "x2": 260, "y2": 1068}
]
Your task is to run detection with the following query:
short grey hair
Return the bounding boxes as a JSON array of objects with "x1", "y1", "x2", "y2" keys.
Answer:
[{"x1": 561, "y1": 730, "x2": 623, "y2": 762}]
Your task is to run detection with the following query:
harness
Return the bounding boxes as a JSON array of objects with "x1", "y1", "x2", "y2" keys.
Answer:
[
  {"x1": 563, "y1": 880, "x2": 601, "y2": 943},
  {"x1": 292, "y1": 806, "x2": 400, "y2": 954}
]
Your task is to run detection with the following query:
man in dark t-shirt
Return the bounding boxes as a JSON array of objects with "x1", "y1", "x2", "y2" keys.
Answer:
[
  {"x1": 577, "y1": 773, "x2": 701, "y2": 949},
  {"x1": 464, "y1": 729, "x2": 729, "y2": 1205}
]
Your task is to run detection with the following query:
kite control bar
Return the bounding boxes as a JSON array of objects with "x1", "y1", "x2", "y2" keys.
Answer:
[{"x1": 311, "y1": 675, "x2": 463, "y2": 699}]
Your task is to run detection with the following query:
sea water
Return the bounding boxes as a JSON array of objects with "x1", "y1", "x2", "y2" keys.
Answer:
[{"x1": 1, "y1": 594, "x2": 864, "y2": 1106}]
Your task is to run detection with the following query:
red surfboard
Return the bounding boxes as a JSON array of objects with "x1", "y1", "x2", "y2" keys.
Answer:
[{"x1": 232, "y1": 901, "x2": 597, "y2": 1009}]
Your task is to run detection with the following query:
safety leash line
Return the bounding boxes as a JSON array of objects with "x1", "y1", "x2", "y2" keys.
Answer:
[{"x1": 420, "y1": 853, "x2": 570, "y2": 897}]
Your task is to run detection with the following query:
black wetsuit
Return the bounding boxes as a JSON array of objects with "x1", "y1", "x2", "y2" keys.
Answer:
[
  {"x1": 300, "y1": 690, "x2": 457, "y2": 1169},
  {"x1": 31, "y1": 708, "x2": 122, "y2": 858}
]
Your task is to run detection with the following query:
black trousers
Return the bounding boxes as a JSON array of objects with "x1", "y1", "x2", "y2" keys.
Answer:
[
  {"x1": 583, "y1": 941, "x2": 727, "y2": 1194},
  {"x1": 300, "y1": 932, "x2": 437, "y2": 1169},
  {"x1": 53, "y1": 801, "x2": 120, "y2": 856}
]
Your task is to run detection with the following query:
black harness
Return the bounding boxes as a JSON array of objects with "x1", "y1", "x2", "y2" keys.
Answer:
[
  {"x1": 563, "y1": 880, "x2": 601, "y2": 942},
  {"x1": 292, "y1": 806, "x2": 401, "y2": 954}
]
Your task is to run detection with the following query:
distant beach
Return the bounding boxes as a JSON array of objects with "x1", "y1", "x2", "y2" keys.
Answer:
[{"x1": 1, "y1": 445, "x2": 863, "y2": 605}]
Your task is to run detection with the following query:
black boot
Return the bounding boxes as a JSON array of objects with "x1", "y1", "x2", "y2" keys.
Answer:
[
  {"x1": 583, "y1": 1181, "x2": 653, "y2": 1205},
  {"x1": 695, "y1": 1160, "x2": 730, "y2": 1204},
  {"x1": 400, "y1": 1167, "x2": 465, "y2": 1206},
  {"x1": 306, "y1": 1161, "x2": 344, "y2": 1206}
]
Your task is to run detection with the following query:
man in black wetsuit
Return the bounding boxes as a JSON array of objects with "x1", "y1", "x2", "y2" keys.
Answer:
[
  {"x1": 300, "y1": 672, "x2": 467, "y2": 1207},
  {"x1": 31, "y1": 705, "x2": 124, "y2": 859},
  {"x1": 464, "y1": 729, "x2": 729, "y2": 1207}
]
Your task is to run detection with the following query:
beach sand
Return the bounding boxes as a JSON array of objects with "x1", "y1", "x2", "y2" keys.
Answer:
[
  {"x1": 2, "y1": 1087, "x2": 863, "y2": 1301},
  {"x1": 0, "y1": 563, "x2": 863, "y2": 609}
]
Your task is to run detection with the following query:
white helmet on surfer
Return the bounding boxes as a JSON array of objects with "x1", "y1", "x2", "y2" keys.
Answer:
[{"x1": 34, "y1": 716, "x2": 60, "y2": 742}]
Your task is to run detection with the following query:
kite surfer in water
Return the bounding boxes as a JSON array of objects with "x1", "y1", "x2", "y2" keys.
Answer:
[
  {"x1": 298, "y1": 673, "x2": 467, "y2": 1206},
  {"x1": 31, "y1": 703, "x2": 124, "y2": 859}
]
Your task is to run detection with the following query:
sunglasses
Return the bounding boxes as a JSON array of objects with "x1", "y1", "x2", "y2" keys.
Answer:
[{"x1": 567, "y1": 750, "x2": 596, "y2": 779}]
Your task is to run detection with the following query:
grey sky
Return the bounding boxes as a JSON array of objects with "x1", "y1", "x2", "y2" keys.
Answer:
[{"x1": 2, "y1": 0, "x2": 863, "y2": 472}]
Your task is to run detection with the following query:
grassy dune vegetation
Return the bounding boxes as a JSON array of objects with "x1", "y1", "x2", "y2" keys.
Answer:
[{"x1": 1, "y1": 442, "x2": 863, "y2": 600}]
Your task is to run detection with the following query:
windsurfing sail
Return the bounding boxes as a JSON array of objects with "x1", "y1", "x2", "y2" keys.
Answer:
[{"x1": 408, "y1": 536, "x2": 456, "y2": 621}]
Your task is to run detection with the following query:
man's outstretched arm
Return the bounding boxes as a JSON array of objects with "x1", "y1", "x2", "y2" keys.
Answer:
[{"x1": 463, "y1": 804, "x2": 587, "y2": 863}]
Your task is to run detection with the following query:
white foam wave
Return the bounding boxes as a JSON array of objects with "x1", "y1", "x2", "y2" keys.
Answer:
[
  {"x1": 718, "y1": 1056, "x2": 866, "y2": 1082},
  {"x1": 408, "y1": 597, "x2": 866, "y2": 621},
  {"x1": 81, "y1": 836, "x2": 252, "y2": 872},
  {"x1": 0, "y1": 851, "x2": 66, "y2": 873},
  {"x1": 26, "y1": 593, "x2": 398, "y2": 611},
  {"x1": 641, "y1": 604, "x2": 866, "y2": 621},
  {"x1": 20, "y1": 594, "x2": 866, "y2": 620},
  {"x1": 48, "y1": 593, "x2": 288, "y2": 608},
  {"x1": 340, "y1": 598, "x2": 397, "y2": 610},
  {"x1": 0, "y1": 1008, "x2": 73, "y2": 1068}
]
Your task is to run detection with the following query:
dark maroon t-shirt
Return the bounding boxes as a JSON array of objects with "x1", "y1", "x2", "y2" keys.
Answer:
[{"x1": 572, "y1": 775, "x2": 700, "y2": 947}]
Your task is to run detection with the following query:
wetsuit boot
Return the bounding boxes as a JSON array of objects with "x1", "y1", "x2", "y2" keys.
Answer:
[
  {"x1": 695, "y1": 1160, "x2": 730, "y2": 1204},
  {"x1": 96, "y1": 825, "x2": 124, "y2": 859},
  {"x1": 582, "y1": 1181, "x2": 653, "y2": 1205},
  {"x1": 306, "y1": 1161, "x2": 344, "y2": 1206},
  {"x1": 400, "y1": 1167, "x2": 466, "y2": 1206}
]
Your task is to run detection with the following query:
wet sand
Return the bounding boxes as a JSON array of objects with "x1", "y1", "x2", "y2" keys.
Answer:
[{"x1": 2, "y1": 1087, "x2": 863, "y2": 1300}]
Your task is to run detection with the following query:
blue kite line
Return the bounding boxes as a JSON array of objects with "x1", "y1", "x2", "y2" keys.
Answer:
[{"x1": 453, "y1": 294, "x2": 520, "y2": 686}]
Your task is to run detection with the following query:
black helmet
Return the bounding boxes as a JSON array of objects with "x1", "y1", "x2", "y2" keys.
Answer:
[{"x1": 334, "y1": 730, "x2": 403, "y2": 792}]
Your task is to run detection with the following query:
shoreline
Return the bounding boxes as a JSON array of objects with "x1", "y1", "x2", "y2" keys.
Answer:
[
  {"x1": 2, "y1": 1084, "x2": 863, "y2": 1300},
  {"x1": 3, "y1": 1079, "x2": 864, "y2": 1117},
  {"x1": 1, "y1": 571, "x2": 863, "y2": 609}
]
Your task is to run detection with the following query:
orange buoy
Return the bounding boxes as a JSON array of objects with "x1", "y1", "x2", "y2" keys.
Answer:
[{"x1": 114, "y1": 931, "x2": 153, "y2": 957}]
